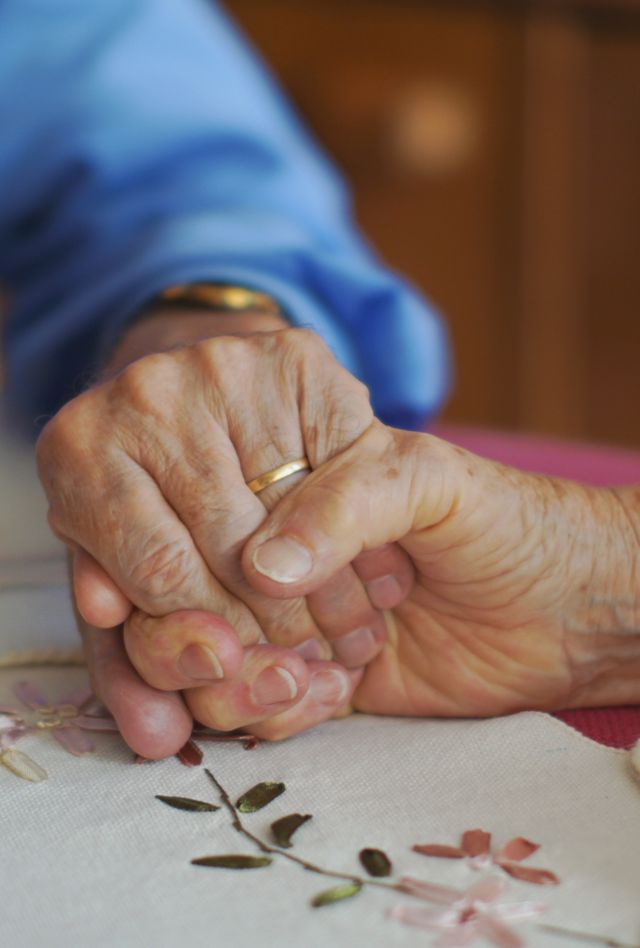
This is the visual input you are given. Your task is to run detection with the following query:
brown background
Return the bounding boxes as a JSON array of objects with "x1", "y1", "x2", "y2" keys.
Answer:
[
  {"x1": 228, "y1": 0, "x2": 640, "y2": 447},
  {"x1": 1, "y1": 1, "x2": 638, "y2": 448}
]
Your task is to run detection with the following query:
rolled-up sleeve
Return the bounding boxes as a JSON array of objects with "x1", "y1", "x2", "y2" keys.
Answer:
[{"x1": 0, "y1": 0, "x2": 451, "y2": 430}]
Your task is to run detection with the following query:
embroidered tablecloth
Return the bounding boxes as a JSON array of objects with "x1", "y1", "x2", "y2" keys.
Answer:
[{"x1": 2, "y1": 417, "x2": 639, "y2": 948}]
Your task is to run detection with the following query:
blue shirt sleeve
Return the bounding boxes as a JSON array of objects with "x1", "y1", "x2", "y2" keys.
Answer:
[{"x1": 0, "y1": 0, "x2": 451, "y2": 431}]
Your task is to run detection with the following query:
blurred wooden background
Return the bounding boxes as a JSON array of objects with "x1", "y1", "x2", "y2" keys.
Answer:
[
  {"x1": 228, "y1": 0, "x2": 640, "y2": 447},
  {"x1": 1, "y1": 1, "x2": 638, "y2": 448}
]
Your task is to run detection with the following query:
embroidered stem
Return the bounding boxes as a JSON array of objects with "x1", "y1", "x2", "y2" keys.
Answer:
[
  {"x1": 204, "y1": 768, "x2": 398, "y2": 892},
  {"x1": 538, "y1": 923, "x2": 639, "y2": 948},
  {"x1": 204, "y1": 768, "x2": 639, "y2": 946}
]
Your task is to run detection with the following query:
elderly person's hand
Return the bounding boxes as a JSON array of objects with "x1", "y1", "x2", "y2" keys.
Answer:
[
  {"x1": 36, "y1": 308, "x2": 413, "y2": 757},
  {"x1": 244, "y1": 422, "x2": 640, "y2": 719}
]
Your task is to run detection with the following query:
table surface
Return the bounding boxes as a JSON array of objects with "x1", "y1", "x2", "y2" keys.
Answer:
[{"x1": 1, "y1": 416, "x2": 639, "y2": 948}]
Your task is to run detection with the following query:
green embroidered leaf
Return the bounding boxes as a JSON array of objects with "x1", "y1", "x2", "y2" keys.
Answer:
[
  {"x1": 359, "y1": 847, "x2": 392, "y2": 877},
  {"x1": 271, "y1": 813, "x2": 312, "y2": 848},
  {"x1": 191, "y1": 855, "x2": 272, "y2": 870},
  {"x1": 236, "y1": 781, "x2": 285, "y2": 812},
  {"x1": 156, "y1": 795, "x2": 219, "y2": 812},
  {"x1": 311, "y1": 882, "x2": 362, "y2": 908}
]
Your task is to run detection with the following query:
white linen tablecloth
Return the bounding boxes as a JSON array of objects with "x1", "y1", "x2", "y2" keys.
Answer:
[{"x1": 1, "y1": 416, "x2": 639, "y2": 948}]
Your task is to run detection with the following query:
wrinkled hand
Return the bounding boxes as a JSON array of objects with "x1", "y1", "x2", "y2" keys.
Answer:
[
  {"x1": 37, "y1": 314, "x2": 412, "y2": 755},
  {"x1": 244, "y1": 423, "x2": 640, "y2": 716}
]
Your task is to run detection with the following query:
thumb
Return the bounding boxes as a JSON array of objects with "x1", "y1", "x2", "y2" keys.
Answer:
[{"x1": 242, "y1": 424, "x2": 452, "y2": 599}]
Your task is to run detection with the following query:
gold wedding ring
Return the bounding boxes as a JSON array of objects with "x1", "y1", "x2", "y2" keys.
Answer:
[{"x1": 247, "y1": 457, "x2": 311, "y2": 494}]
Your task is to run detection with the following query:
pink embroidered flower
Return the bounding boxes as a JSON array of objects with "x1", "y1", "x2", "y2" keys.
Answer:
[
  {"x1": 1, "y1": 681, "x2": 260, "y2": 780},
  {"x1": 392, "y1": 875, "x2": 546, "y2": 947},
  {"x1": 0, "y1": 708, "x2": 28, "y2": 748},
  {"x1": 0, "y1": 681, "x2": 119, "y2": 780},
  {"x1": 413, "y1": 829, "x2": 560, "y2": 885}
]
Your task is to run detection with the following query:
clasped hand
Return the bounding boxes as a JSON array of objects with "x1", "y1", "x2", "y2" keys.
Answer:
[
  {"x1": 36, "y1": 324, "x2": 413, "y2": 756},
  {"x1": 39, "y1": 321, "x2": 637, "y2": 758}
]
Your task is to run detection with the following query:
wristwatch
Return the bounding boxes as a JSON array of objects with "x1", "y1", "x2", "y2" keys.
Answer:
[{"x1": 157, "y1": 283, "x2": 283, "y2": 317}]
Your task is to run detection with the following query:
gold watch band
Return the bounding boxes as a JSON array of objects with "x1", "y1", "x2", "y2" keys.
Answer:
[{"x1": 158, "y1": 283, "x2": 282, "y2": 317}]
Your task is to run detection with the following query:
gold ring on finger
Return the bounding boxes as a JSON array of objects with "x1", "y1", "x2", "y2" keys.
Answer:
[{"x1": 246, "y1": 457, "x2": 311, "y2": 494}]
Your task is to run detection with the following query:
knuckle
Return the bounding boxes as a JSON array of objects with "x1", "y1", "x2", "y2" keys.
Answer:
[
  {"x1": 278, "y1": 335, "x2": 374, "y2": 464},
  {"x1": 306, "y1": 381, "x2": 373, "y2": 463},
  {"x1": 258, "y1": 597, "x2": 313, "y2": 644},
  {"x1": 176, "y1": 496, "x2": 230, "y2": 539},
  {"x1": 36, "y1": 397, "x2": 101, "y2": 516},
  {"x1": 195, "y1": 337, "x2": 250, "y2": 421},
  {"x1": 197, "y1": 334, "x2": 249, "y2": 377},
  {"x1": 279, "y1": 327, "x2": 328, "y2": 371},
  {"x1": 123, "y1": 609, "x2": 158, "y2": 646},
  {"x1": 36, "y1": 396, "x2": 88, "y2": 468},
  {"x1": 115, "y1": 353, "x2": 174, "y2": 415},
  {"x1": 128, "y1": 536, "x2": 199, "y2": 605},
  {"x1": 285, "y1": 326, "x2": 325, "y2": 352},
  {"x1": 46, "y1": 507, "x2": 70, "y2": 542},
  {"x1": 327, "y1": 390, "x2": 373, "y2": 446},
  {"x1": 41, "y1": 500, "x2": 73, "y2": 546},
  {"x1": 196, "y1": 336, "x2": 224, "y2": 372}
]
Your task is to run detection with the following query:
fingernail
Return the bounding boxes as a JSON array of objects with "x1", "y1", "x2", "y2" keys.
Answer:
[
  {"x1": 178, "y1": 644, "x2": 224, "y2": 681},
  {"x1": 294, "y1": 638, "x2": 326, "y2": 661},
  {"x1": 333, "y1": 627, "x2": 381, "y2": 667},
  {"x1": 309, "y1": 669, "x2": 349, "y2": 706},
  {"x1": 366, "y1": 574, "x2": 402, "y2": 609},
  {"x1": 252, "y1": 665, "x2": 298, "y2": 706},
  {"x1": 252, "y1": 536, "x2": 313, "y2": 583}
]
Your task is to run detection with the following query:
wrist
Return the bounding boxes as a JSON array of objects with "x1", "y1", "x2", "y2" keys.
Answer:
[
  {"x1": 565, "y1": 484, "x2": 639, "y2": 629},
  {"x1": 104, "y1": 303, "x2": 288, "y2": 376},
  {"x1": 561, "y1": 483, "x2": 640, "y2": 706}
]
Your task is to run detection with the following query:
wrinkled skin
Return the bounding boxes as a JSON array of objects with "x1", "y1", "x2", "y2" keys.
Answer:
[
  {"x1": 244, "y1": 423, "x2": 640, "y2": 717},
  {"x1": 37, "y1": 311, "x2": 413, "y2": 756}
]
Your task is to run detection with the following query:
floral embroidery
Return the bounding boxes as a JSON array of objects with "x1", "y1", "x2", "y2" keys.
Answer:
[
  {"x1": 1, "y1": 679, "x2": 260, "y2": 782},
  {"x1": 0, "y1": 708, "x2": 45, "y2": 781},
  {"x1": 0, "y1": 681, "x2": 119, "y2": 781},
  {"x1": 413, "y1": 829, "x2": 560, "y2": 885},
  {"x1": 392, "y1": 875, "x2": 545, "y2": 947}
]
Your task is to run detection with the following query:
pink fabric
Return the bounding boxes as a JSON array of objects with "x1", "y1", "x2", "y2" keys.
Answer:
[
  {"x1": 553, "y1": 707, "x2": 640, "y2": 751},
  {"x1": 429, "y1": 425, "x2": 640, "y2": 749},
  {"x1": 432, "y1": 425, "x2": 640, "y2": 486}
]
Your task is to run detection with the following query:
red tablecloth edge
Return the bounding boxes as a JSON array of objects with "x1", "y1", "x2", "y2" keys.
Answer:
[{"x1": 554, "y1": 707, "x2": 640, "y2": 750}]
